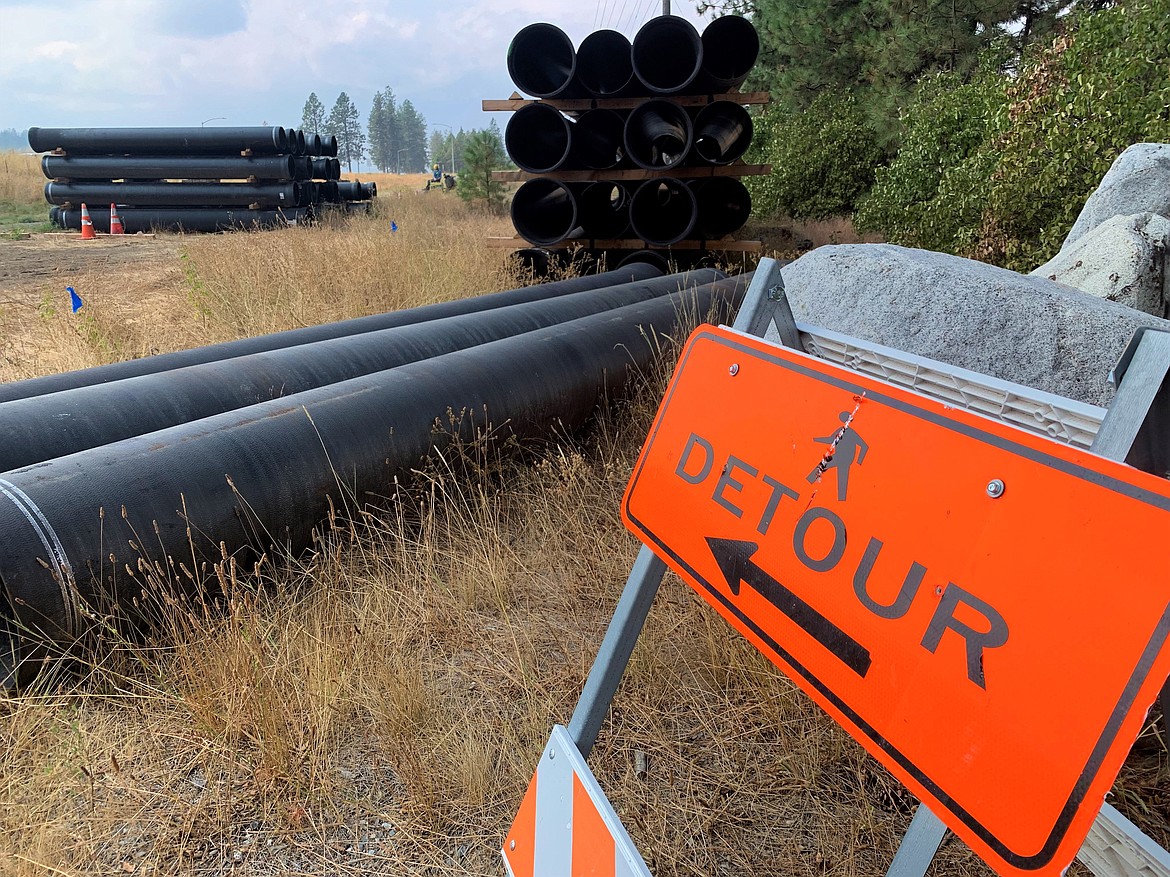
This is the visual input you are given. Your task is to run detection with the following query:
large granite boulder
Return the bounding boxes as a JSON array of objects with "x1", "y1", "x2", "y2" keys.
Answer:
[
  {"x1": 1031, "y1": 213, "x2": 1170, "y2": 317},
  {"x1": 1063, "y1": 144, "x2": 1170, "y2": 247},
  {"x1": 776, "y1": 243, "x2": 1168, "y2": 406}
]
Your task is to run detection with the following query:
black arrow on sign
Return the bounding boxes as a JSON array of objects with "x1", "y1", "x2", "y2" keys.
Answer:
[{"x1": 705, "y1": 537, "x2": 872, "y2": 677}]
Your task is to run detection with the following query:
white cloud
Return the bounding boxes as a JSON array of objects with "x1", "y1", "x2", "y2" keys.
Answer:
[
  {"x1": 30, "y1": 41, "x2": 79, "y2": 61},
  {"x1": 0, "y1": 0, "x2": 715, "y2": 135}
]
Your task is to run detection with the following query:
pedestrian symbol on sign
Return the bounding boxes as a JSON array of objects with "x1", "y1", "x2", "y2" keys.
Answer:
[{"x1": 807, "y1": 410, "x2": 867, "y2": 501}]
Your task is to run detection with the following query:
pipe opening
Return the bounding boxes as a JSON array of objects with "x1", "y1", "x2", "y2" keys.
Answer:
[
  {"x1": 508, "y1": 23, "x2": 578, "y2": 98},
  {"x1": 700, "y1": 16, "x2": 760, "y2": 89},
  {"x1": 692, "y1": 101, "x2": 754, "y2": 165},
  {"x1": 577, "y1": 30, "x2": 633, "y2": 96},
  {"x1": 573, "y1": 110, "x2": 625, "y2": 170},
  {"x1": 630, "y1": 178, "x2": 697, "y2": 245},
  {"x1": 617, "y1": 249, "x2": 671, "y2": 273},
  {"x1": 511, "y1": 178, "x2": 580, "y2": 246},
  {"x1": 691, "y1": 177, "x2": 752, "y2": 237},
  {"x1": 632, "y1": 17, "x2": 703, "y2": 94},
  {"x1": 625, "y1": 100, "x2": 692, "y2": 171},
  {"x1": 578, "y1": 182, "x2": 631, "y2": 238},
  {"x1": 506, "y1": 104, "x2": 574, "y2": 174}
]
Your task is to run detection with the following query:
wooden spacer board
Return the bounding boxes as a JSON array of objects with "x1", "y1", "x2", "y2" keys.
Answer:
[
  {"x1": 491, "y1": 164, "x2": 771, "y2": 183},
  {"x1": 485, "y1": 236, "x2": 762, "y2": 252},
  {"x1": 482, "y1": 91, "x2": 771, "y2": 113}
]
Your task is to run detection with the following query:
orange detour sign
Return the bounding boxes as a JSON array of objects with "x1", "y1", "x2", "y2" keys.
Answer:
[
  {"x1": 503, "y1": 725, "x2": 651, "y2": 877},
  {"x1": 622, "y1": 325, "x2": 1170, "y2": 877}
]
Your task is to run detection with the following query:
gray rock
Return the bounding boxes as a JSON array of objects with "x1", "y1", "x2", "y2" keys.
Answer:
[
  {"x1": 1064, "y1": 144, "x2": 1170, "y2": 248},
  {"x1": 1031, "y1": 213, "x2": 1170, "y2": 317},
  {"x1": 777, "y1": 243, "x2": 1168, "y2": 406}
]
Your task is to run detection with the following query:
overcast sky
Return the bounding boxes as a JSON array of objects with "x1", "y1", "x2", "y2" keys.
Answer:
[{"x1": 0, "y1": 0, "x2": 712, "y2": 157}]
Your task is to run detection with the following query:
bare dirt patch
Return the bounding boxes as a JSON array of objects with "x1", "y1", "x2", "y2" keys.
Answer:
[{"x1": 0, "y1": 233, "x2": 200, "y2": 382}]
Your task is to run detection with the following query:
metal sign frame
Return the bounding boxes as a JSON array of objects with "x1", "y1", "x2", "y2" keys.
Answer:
[{"x1": 558, "y1": 258, "x2": 1170, "y2": 877}]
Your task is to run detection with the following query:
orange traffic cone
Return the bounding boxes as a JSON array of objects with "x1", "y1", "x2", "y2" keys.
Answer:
[
  {"x1": 109, "y1": 203, "x2": 124, "y2": 235},
  {"x1": 79, "y1": 203, "x2": 96, "y2": 240}
]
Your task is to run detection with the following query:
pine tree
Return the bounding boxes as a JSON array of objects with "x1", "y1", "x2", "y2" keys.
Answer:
[
  {"x1": 326, "y1": 92, "x2": 365, "y2": 173},
  {"x1": 458, "y1": 125, "x2": 507, "y2": 213},
  {"x1": 367, "y1": 87, "x2": 400, "y2": 172},
  {"x1": 699, "y1": 0, "x2": 1073, "y2": 143},
  {"x1": 368, "y1": 92, "x2": 389, "y2": 172},
  {"x1": 301, "y1": 93, "x2": 326, "y2": 135},
  {"x1": 396, "y1": 100, "x2": 428, "y2": 173}
]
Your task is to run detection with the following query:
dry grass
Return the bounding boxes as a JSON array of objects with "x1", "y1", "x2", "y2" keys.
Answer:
[
  {"x1": 0, "y1": 160, "x2": 1165, "y2": 877},
  {"x1": 0, "y1": 150, "x2": 49, "y2": 236},
  {"x1": 177, "y1": 192, "x2": 515, "y2": 341},
  {"x1": 0, "y1": 151, "x2": 42, "y2": 208}
]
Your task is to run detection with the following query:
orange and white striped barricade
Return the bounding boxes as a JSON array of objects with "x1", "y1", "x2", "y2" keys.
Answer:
[
  {"x1": 502, "y1": 725, "x2": 651, "y2": 877},
  {"x1": 505, "y1": 258, "x2": 1170, "y2": 877}
]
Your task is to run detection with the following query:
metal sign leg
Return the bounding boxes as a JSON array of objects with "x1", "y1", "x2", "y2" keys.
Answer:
[
  {"x1": 730, "y1": 257, "x2": 800, "y2": 348},
  {"x1": 886, "y1": 806, "x2": 949, "y2": 877},
  {"x1": 567, "y1": 545, "x2": 667, "y2": 758},
  {"x1": 568, "y1": 257, "x2": 799, "y2": 762}
]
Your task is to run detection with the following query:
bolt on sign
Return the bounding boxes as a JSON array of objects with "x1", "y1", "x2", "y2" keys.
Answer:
[{"x1": 622, "y1": 325, "x2": 1170, "y2": 877}]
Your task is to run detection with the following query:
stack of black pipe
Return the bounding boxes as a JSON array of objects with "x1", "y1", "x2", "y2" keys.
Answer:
[
  {"x1": 504, "y1": 15, "x2": 759, "y2": 270},
  {"x1": 31, "y1": 126, "x2": 378, "y2": 233},
  {"x1": 0, "y1": 263, "x2": 751, "y2": 688}
]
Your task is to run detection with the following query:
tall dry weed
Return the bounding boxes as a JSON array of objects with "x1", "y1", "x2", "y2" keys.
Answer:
[
  {"x1": 0, "y1": 150, "x2": 43, "y2": 208},
  {"x1": 179, "y1": 192, "x2": 517, "y2": 342}
]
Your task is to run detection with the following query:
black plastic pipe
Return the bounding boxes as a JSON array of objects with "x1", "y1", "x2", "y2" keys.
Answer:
[
  {"x1": 42, "y1": 154, "x2": 300, "y2": 182},
  {"x1": 617, "y1": 250, "x2": 672, "y2": 273},
  {"x1": 310, "y1": 158, "x2": 339, "y2": 180},
  {"x1": 690, "y1": 177, "x2": 752, "y2": 237},
  {"x1": 577, "y1": 29, "x2": 634, "y2": 97},
  {"x1": 506, "y1": 103, "x2": 574, "y2": 174},
  {"x1": 624, "y1": 100, "x2": 692, "y2": 171},
  {"x1": 691, "y1": 101, "x2": 754, "y2": 165},
  {"x1": 50, "y1": 205, "x2": 304, "y2": 233},
  {"x1": 573, "y1": 110, "x2": 626, "y2": 170},
  {"x1": 511, "y1": 178, "x2": 582, "y2": 246},
  {"x1": 577, "y1": 182, "x2": 631, "y2": 238},
  {"x1": 336, "y1": 180, "x2": 374, "y2": 201},
  {"x1": 698, "y1": 15, "x2": 760, "y2": 92},
  {"x1": 0, "y1": 264, "x2": 662, "y2": 405},
  {"x1": 631, "y1": 16, "x2": 703, "y2": 95},
  {"x1": 507, "y1": 22, "x2": 582, "y2": 98},
  {"x1": 0, "y1": 270, "x2": 722, "y2": 472},
  {"x1": 309, "y1": 132, "x2": 323, "y2": 155},
  {"x1": 28, "y1": 126, "x2": 289, "y2": 156},
  {"x1": 45, "y1": 181, "x2": 301, "y2": 208},
  {"x1": 289, "y1": 128, "x2": 307, "y2": 155},
  {"x1": 630, "y1": 177, "x2": 698, "y2": 245},
  {"x1": 0, "y1": 275, "x2": 749, "y2": 687}
]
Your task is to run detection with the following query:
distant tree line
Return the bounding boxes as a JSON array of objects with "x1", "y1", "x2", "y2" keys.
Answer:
[
  {"x1": 0, "y1": 129, "x2": 29, "y2": 151},
  {"x1": 300, "y1": 90, "x2": 509, "y2": 188}
]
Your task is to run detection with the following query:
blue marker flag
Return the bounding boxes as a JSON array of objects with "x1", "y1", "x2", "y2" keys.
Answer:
[
  {"x1": 67, "y1": 286, "x2": 83, "y2": 313},
  {"x1": 390, "y1": 220, "x2": 398, "y2": 233}
]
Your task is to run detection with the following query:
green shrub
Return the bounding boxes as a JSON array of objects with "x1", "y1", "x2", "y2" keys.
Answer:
[
  {"x1": 971, "y1": 0, "x2": 1170, "y2": 270},
  {"x1": 747, "y1": 91, "x2": 886, "y2": 221},
  {"x1": 855, "y1": 68, "x2": 1006, "y2": 253}
]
